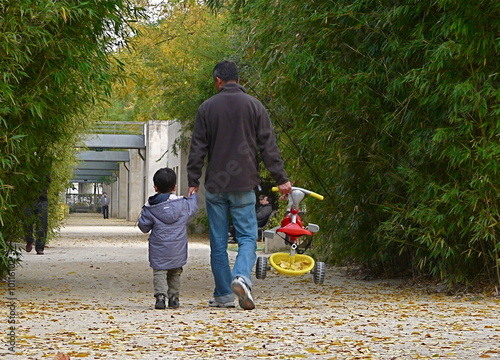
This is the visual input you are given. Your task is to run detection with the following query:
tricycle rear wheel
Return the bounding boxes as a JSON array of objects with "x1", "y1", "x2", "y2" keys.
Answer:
[
  {"x1": 255, "y1": 256, "x2": 268, "y2": 279},
  {"x1": 312, "y1": 261, "x2": 326, "y2": 284}
]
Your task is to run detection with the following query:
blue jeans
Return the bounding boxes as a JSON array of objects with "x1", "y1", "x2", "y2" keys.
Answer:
[{"x1": 206, "y1": 191, "x2": 257, "y2": 302}]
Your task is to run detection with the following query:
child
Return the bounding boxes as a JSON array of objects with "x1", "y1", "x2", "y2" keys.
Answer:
[{"x1": 138, "y1": 167, "x2": 198, "y2": 309}]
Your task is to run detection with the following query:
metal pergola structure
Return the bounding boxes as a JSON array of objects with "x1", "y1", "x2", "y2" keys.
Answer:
[
  {"x1": 69, "y1": 120, "x2": 183, "y2": 220},
  {"x1": 71, "y1": 122, "x2": 145, "y2": 183}
]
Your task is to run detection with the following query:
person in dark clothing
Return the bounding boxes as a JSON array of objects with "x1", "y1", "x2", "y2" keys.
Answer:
[
  {"x1": 138, "y1": 168, "x2": 198, "y2": 310},
  {"x1": 24, "y1": 176, "x2": 50, "y2": 255},
  {"x1": 187, "y1": 60, "x2": 292, "y2": 310},
  {"x1": 24, "y1": 198, "x2": 48, "y2": 255},
  {"x1": 228, "y1": 194, "x2": 272, "y2": 242},
  {"x1": 256, "y1": 195, "x2": 273, "y2": 228}
]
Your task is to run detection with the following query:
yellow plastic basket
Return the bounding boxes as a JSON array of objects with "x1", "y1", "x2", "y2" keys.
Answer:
[{"x1": 269, "y1": 252, "x2": 315, "y2": 276}]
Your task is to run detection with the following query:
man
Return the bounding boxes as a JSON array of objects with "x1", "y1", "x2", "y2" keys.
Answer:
[
  {"x1": 101, "y1": 192, "x2": 109, "y2": 219},
  {"x1": 187, "y1": 60, "x2": 292, "y2": 310},
  {"x1": 256, "y1": 195, "x2": 273, "y2": 228}
]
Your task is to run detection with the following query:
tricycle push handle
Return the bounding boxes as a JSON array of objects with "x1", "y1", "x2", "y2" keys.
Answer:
[{"x1": 271, "y1": 186, "x2": 324, "y2": 201}]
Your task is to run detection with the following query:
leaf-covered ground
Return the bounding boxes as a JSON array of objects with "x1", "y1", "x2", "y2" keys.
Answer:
[{"x1": 2, "y1": 214, "x2": 499, "y2": 359}]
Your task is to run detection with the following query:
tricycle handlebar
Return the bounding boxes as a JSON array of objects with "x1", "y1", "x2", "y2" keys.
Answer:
[{"x1": 271, "y1": 186, "x2": 324, "y2": 201}]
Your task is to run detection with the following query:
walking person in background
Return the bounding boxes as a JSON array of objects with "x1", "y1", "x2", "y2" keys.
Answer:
[
  {"x1": 138, "y1": 167, "x2": 198, "y2": 309},
  {"x1": 24, "y1": 174, "x2": 50, "y2": 255},
  {"x1": 24, "y1": 194, "x2": 49, "y2": 255},
  {"x1": 187, "y1": 60, "x2": 292, "y2": 310},
  {"x1": 101, "y1": 192, "x2": 109, "y2": 219}
]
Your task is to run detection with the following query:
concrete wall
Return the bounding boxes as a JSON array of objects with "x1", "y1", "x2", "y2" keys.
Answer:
[
  {"x1": 143, "y1": 119, "x2": 197, "y2": 199},
  {"x1": 166, "y1": 120, "x2": 187, "y2": 196},
  {"x1": 144, "y1": 120, "x2": 170, "y2": 200},
  {"x1": 127, "y1": 149, "x2": 145, "y2": 221},
  {"x1": 118, "y1": 162, "x2": 128, "y2": 219},
  {"x1": 110, "y1": 181, "x2": 119, "y2": 218},
  {"x1": 105, "y1": 120, "x2": 198, "y2": 222}
]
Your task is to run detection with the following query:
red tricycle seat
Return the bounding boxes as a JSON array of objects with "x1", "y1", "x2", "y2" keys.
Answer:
[{"x1": 277, "y1": 222, "x2": 313, "y2": 237}]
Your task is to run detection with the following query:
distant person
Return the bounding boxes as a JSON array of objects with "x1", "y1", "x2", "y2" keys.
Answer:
[
  {"x1": 24, "y1": 175, "x2": 50, "y2": 255},
  {"x1": 187, "y1": 60, "x2": 292, "y2": 310},
  {"x1": 101, "y1": 192, "x2": 110, "y2": 219},
  {"x1": 138, "y1": 167, "x2": 198, "y2": 310},
  {"x1": 256, "y1": 195, "x2": 273, "y2": 228}
]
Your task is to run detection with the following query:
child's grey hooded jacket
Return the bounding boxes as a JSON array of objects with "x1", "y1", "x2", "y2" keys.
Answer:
[{"x1": 138, "y1": 193, "x2": 198, "y2": 270}]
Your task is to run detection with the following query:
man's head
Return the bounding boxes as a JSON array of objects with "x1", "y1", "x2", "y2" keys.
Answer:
[
  {"x1": 103, "y1": 192, "x2": 107, "y2": 196},
  {"x1": 153, "y1": 167, "x2": 177, "y2": 193},
  {"x1": 213, "y1": 61, "x2": 239, "y2": 90},
  {"x1": 259, "y1": 195, "x2": 269, "y2": 205}
]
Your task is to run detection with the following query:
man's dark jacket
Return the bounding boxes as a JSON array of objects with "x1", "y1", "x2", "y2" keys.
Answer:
[{"x1": 188, "y1": 83, "x2": 289, "y2": 193}]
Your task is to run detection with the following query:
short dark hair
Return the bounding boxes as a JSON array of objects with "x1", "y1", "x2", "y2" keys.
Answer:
[
  {"x1": 213, "y1": 60, "x2": 239, "y2": 82},
  {"x1": 153, "y1": 167, "x2": 176, "y2": 193}
]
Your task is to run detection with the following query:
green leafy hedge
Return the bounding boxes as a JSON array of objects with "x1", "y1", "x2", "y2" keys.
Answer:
[
  {"x1": 0, "y1": 0, "x2": 141, "y2": 276},
  {"x1": 229, "y1": 0, "x2": 500, "y2": 287}
]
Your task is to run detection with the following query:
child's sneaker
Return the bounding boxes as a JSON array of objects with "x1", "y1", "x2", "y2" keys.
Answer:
[
  {"x1": 168, "y1": 296, "x2": 179, "y2": 309},
  {"x1": 155, "y1": 294, "x2": 166, "y2": 309},
  {"x1": 208, "y1": 298, "x2": 235, "y2": 308},
  {"x1": 231, "y1": 276, "x2": 255, "y2": 310}
]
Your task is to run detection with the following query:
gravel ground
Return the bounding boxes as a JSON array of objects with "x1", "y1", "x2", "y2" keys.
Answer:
[{"x1": 1, "y1": 213, "x2": 499, "y2": 359}]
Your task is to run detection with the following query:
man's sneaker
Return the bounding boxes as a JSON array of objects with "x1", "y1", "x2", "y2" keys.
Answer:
[
  {"x1": 155, "y1": 294, "x2": 166, "y2": 309},
  {"x1": 208, "y1": 298, "x2": 235, "y2": 308},
  {"x1": 168, "y1": 296, "x2": 179, "y2": 309},
  {"x1": 231, "y1": 276, "x2": 255, "y2": 310}
]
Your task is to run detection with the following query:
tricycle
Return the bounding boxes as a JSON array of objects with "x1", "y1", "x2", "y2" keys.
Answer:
[{"x1": 255, "y1": 186, "x2": 326, "y2": 284}]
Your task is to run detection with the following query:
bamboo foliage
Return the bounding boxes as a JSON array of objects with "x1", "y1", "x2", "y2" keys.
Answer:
[
  {"x1": 226, "y1": 0, "x2": 500, "y2": 287},
  {"x1": 0, "y1": 0, "x2": 142, "y2": 275}
]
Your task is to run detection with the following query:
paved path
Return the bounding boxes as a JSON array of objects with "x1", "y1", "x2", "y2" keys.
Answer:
[{"x1": 2, "y1": 213, "x2": 499, "y2": 359}]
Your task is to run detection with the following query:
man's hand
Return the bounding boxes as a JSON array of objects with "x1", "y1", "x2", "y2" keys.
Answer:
[
  {"x1": 277, "y1": 181, "x2": 292, "y2": 195},
  {"x1": 188, "y1": 186, "x2": 199, "y2": 197}
]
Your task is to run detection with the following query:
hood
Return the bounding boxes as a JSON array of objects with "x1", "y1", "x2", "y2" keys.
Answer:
[
  {"x1": 148, "y1": 192, "x2": 170, "y2": 205},
  {"x1": 144, "y1": 195, "x2": 184, "y2": 225}
]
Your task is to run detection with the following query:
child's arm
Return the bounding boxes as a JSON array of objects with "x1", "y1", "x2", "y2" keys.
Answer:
[
  {"x1": 186, "y1": 193, "x2": 199, "y2": 217},
  {"x1": 137, "y1": 209, "x2": 153, "y2": 233}
]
